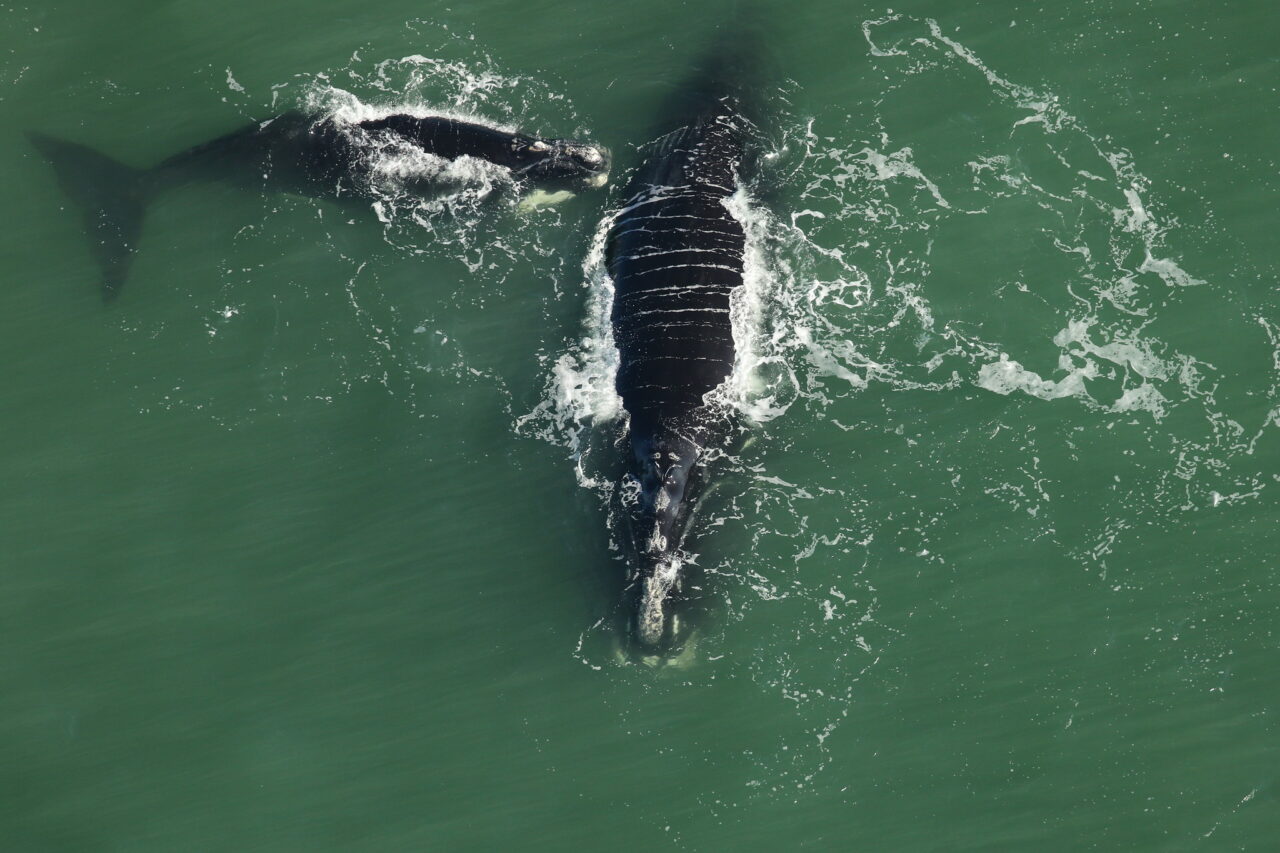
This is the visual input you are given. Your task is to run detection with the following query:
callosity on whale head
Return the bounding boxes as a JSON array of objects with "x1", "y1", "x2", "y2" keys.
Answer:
[
  {"x1": 616, "y1": 423, "x2": 709, "y2": 661},
  {"x1": 511, "y1": 136, "x2": 611, "y2": 191}
]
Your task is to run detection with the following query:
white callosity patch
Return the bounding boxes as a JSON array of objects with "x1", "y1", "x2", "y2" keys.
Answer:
[{"x1": 637, "y1": 557, "x2": 682, "y2": 646}]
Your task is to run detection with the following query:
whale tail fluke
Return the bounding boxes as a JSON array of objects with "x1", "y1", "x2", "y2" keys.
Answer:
[{"x1": 28, "y1": 132, "x2": 150, "y2": 302}]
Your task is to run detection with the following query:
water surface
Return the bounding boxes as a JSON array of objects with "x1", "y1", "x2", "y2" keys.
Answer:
[{"x1": 2, "y1": 1, "x2": 1278, "y2": 849}]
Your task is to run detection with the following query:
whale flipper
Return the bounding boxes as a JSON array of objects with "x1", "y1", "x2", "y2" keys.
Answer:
[{"x1": 27, "y1": 133, "x2": 149, "y2": 301}]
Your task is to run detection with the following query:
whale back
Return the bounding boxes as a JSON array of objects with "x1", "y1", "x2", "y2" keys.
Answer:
[{"x1": 607, "y1": 100, "x2": 748, "y2": 424}]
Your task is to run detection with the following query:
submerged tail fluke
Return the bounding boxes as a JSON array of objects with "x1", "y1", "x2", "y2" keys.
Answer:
[{"x1": 28, "y1": 132, "x2": 150, "y2": 301}]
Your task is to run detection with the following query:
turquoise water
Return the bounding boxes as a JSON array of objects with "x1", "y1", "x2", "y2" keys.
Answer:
[{"x1": 3, "y1": 1, "x2": 1278, "y2": 849}]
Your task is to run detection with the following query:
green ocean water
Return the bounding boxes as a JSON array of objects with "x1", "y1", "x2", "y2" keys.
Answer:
[{"x1": 3, "y1": 0, "x2": 1278, "y2": 849}]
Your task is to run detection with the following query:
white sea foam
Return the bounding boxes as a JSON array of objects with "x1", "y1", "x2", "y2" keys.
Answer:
[
  {"x1": 977, "y1": 353, "x2": 1097, "y2": 401},
  {"x1": 535, "y1": 215, "x2": 623, "y2": 436},
  {"x1": 859, "y1": 147, "x2": 951, "y2": 209}
]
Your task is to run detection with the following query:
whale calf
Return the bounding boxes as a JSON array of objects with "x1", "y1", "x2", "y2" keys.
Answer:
[
  {"x1": 604, "y1": 35, "x2": 764, "y2": 651},
  {"x1": 29, "y1": 111, "x2": 610, "y2": 300}
]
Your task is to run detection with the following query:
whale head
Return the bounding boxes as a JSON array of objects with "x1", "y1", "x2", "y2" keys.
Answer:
[
  {"x1": 622, "y1": 423, "x2": 705, "y2": 655},
  {"x1": 511, "y1": 137, "x2": 610, "y2": 192}
]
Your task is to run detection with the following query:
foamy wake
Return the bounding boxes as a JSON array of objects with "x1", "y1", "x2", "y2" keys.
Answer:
[{"x1": 515, "y1": 215, "x2": 622, "y2": 476}]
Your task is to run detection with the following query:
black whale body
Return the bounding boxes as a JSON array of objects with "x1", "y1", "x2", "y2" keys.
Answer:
[
  {"x1": 29, "y1": 111, "x2": 609, "y2": 300},
  {"x1": 605, "y1": 43, "x2": 762, "y2": 650}
]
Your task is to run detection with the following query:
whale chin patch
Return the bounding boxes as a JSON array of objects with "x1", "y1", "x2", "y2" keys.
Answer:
[
  {"x1": 518, "y1": 189, "x2": 576, "y2": 212},
  {"x1": 587, "y1": 172, "x2": 609, "y2": 188}
]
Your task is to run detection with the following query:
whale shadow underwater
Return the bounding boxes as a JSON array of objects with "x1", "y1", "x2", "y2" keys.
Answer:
[
  {"x1": 597, "y1": 25, "x2": 778, "y2": 664},
  {"x1": 29, "y1": 111, "x2": 610, "y2": 301}
]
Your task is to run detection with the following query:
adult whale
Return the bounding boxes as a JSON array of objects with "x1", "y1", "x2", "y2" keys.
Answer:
[
  {"x1": 29, "y1": 111, "x2": 610, "y2": 300},
  {"x1": 604, "y1": 34, "x2": 765, "y2": 651}
]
